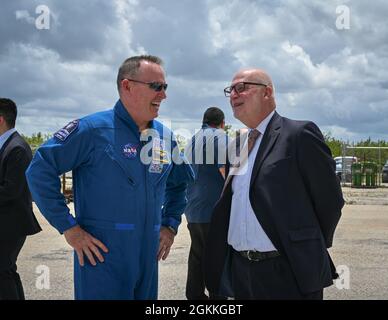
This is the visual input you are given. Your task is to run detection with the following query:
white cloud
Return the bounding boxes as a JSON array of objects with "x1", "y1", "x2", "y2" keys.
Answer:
[
  {"x1": 1, "y1": 0, "x2": 387, "y2": 142},
  {"x1": 15, "y1": 10, "x2": 35, "y2": 24},
  {"x1": 321, "y1": 125, "x2": 359, "y2": 141}
]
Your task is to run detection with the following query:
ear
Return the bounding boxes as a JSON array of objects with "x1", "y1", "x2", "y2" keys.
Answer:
[
  {"x1": 121, "y1": 79, "x2": 130, "y2": 93},
  {"x1": 0, "y1": 116, "x2": 7, "y2": 131},
  {"x1": 264, "y1": 86, "x2": 273, "y2": 98}
]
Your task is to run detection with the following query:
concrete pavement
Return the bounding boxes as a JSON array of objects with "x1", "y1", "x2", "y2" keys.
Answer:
[{"x1": 17, "y1": 187, "x2": 388, "y2": 300}]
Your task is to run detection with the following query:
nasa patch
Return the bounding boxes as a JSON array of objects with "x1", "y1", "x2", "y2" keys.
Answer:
[
  {"x1": 123, "y1": 143, "x2": 138, "y2": 159},
  {"x1": 54, "y1": 120, "x2": 79, "y2": 142}
]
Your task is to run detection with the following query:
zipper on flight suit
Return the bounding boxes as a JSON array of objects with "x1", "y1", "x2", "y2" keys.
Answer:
[{"x1": 104, "y1": 144, "x2": 136, "y2": 186}]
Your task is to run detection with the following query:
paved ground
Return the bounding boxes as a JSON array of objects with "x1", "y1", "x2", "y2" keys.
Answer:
[{"x1": 18, "y1": 186, "x2": 388, "y2": 300}]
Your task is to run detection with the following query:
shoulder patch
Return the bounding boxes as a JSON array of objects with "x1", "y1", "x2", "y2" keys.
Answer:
[{"x1": 54, "y1": 120, "x2": 79, "y2": 142}]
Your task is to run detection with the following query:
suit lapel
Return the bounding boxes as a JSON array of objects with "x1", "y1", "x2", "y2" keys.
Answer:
[
  {"x1": 0, "y1": 131, "x2": 18, "y2": 160},
  {"x1": 250, "y1": 112, "x2": 282, "y2": 187}
]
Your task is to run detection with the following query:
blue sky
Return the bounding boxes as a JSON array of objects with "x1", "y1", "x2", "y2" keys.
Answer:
[{"x1": 1, "y1": 0, "x2": 387, "y2": 142}]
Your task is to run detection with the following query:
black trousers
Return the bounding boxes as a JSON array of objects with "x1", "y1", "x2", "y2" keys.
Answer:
[
  {"x1": 186, "y1": 223, "x2": 226, "y2": 300},
  {"x1": 0, "y1": 236, "x2": 26, "y2": 300},
  {"x1": 231, "y1": 249, "x2": 323, "y2": 300}
]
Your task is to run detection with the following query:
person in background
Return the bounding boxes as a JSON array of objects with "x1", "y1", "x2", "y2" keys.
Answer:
[
  {"x1": 0, "y1": 98, "x2": 41, "y2": 300},
  {"x1": 184, "y1": 107, "x2": 227, "y2": 300}
]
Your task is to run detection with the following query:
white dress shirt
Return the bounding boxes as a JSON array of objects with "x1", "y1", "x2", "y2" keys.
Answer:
[
  {"x1": 0, "y1": 128, "x2": 16, "y2": 150},
  {"x1": 228, "y1": 111, "x2": 277, "y2": 252}
]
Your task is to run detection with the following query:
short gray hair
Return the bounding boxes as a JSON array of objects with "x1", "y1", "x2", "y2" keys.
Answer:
[{"x1": 116, "y1": 55, "x2": 163, "y2": 92}]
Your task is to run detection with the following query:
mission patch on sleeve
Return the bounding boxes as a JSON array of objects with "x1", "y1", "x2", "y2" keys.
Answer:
[{"x1": 54, "y1": 120, "x2": 79, "y2": 142}]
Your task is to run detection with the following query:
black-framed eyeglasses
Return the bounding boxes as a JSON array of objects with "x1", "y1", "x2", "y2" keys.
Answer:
[
  {"x1": 124, "y1": 78, "x2": 168, "y2": 92},
  {"x1": 224, "y1": 82, "x2": 267, "y2": 97}
]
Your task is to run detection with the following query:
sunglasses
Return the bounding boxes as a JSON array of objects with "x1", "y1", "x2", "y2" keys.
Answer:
[{"x1": 124, "y1": 78, "x2": 168, "y2": 92}]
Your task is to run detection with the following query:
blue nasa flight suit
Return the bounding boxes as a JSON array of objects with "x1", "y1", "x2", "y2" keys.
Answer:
[{"x1": 26, "y1": 100, "x2": 192, "y2": 300}]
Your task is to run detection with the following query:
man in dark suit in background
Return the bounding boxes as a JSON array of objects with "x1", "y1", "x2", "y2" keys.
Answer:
[
  {"x1": 0, "y1": 98, "x2": 41, "y2": 300},
  {"x1": 203, "y1": 69, "x2": 344, "y2": 299}
]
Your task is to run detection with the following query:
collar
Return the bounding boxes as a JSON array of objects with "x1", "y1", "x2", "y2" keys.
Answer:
[
  {"x1": 114, "y1": 99, "x2": 155, "y2": 135},
  {"x1": 251, "y1": 110, "x2": 275, "y2": 136},
  {"x1": 0, "y1": 128, "x2": 17, "y2": 150}
]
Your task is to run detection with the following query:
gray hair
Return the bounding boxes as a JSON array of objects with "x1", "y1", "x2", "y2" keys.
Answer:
[{"x1": 116, "y1": 55, "x2": 163, "y2": 92}]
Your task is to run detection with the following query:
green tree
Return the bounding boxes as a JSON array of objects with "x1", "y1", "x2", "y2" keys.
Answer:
[
  {"x1": 22, "y1": 132, "x2": 51, "y2": 154},
  {"x1": 352, "y1": 138, "x2": 388, "y2": 167},
  {"x1": 322, "y1": 131, "x2": 388, "y2": 169},
  {"x1": 224, "y1": 124, "x2": 238, "y2": 138},
  {"x1": 323, "y1": 131, "x2": 343, "y2": 157}
]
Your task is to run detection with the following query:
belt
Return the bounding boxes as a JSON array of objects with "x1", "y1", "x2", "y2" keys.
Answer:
[{"x1": 238, "y1": 250, "x2": 280, "y2": 262}]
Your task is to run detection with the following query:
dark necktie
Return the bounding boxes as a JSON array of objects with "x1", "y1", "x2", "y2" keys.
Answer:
[
  {"x1": 222, "y1": 129, "x2": 261, "y2": 194},
  {"x1": 247, "y1": 129, "x2": 260, "y2": 155}
]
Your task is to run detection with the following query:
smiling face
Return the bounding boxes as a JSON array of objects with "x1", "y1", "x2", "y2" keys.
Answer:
[
  {"x1": 229, "y1": 69, "x2": 275, "y2": 128},
  {"x1": 121, "y1": 60, "x2": 167, "y2": 131}
]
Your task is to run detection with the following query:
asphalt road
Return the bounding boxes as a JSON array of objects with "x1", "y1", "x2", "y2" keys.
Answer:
[{"x1": 17, "y1": 187, "x2": 388, "y2": 300}]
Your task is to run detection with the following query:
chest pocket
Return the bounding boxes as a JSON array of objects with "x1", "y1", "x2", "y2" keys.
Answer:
[{"x1": 104, "y1": 144, "x2": 136, "y2": 187}]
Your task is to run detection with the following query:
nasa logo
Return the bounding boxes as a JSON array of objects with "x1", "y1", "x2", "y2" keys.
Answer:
[{"x1": 123, "y1": 143, "x2": 138, "y2": 159}]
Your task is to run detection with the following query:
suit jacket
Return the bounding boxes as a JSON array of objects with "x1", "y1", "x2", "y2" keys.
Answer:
[
  {"x1": 0, "y1": 132, "x2": 41, "y2": 239},
  {"x1": 204, "y1": 112, "x2": 344, "y2": 296}
]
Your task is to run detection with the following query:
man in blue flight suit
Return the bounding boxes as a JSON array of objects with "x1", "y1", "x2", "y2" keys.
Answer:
[
  {"x1": 184, "y1": 107, "x2": 228, "y2": 300},
  {"x1": 26, "y1": 55, "x2": 192, "y2": 300}
]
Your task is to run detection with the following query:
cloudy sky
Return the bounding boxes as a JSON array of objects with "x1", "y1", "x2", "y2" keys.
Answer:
[{"x1": 1, "y1": 0, "x2": 387, "y2": 142}]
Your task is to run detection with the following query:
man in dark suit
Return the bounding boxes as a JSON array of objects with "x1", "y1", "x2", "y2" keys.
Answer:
[
  {"x1": 0, "y1": 98, "x2": 41, "y2": 300},
  {"x1": 203, "y1": 69, "x2": 344, "y2": 300}
]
